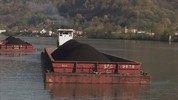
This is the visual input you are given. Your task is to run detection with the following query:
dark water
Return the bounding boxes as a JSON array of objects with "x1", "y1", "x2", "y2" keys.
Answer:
[{"x1": 0, "y1": 36, "x2": 178, "y2": 100}]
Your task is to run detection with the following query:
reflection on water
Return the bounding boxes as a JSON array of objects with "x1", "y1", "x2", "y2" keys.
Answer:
[
  {"x1": 45, "y1": 83, "x2": 150, "y2": 100},
  {"x1": 0, "y1": 59, "x2": 51, "y2": 100}
]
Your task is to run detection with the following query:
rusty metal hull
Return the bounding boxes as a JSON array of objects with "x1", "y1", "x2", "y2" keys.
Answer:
[
  {"x1": 0, "y1": 45, "x2": 36, "y2": 52},
  {"x1": 41, "y1": 48, "x2": 151, "y2": 84},
  {"x1": 44, "y1": 72, "x2": 150, "y2": 84}
]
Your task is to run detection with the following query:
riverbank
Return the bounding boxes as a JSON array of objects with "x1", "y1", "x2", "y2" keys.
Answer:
[
  {"x1": 2, "y1": 32, "x2": 178, "y2": 42},
  {"x1": 88, "y1": 33, "x2": 178, "y2": 42}
]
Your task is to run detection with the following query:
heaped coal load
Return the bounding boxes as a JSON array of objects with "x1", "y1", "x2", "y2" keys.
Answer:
[
  {"x1": 5, "y1": 36, "x2": 16, "y2": 41},
  {"x1": 51, "y1": 39, "x2": 110, "y2": 61},
  {"x1": 5, "y1": 36, "x2": 31, "y2": 45}
]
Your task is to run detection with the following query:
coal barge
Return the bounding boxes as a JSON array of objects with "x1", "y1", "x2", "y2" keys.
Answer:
[
  {"x1": 0, "y1": 36, "x2": 36, "y2": 52},
  {"x1": 41, "y1": 29, "x2": 150, "y2": 84}
]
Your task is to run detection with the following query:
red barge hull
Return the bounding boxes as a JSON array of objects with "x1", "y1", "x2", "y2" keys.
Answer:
[
  {"x1": 0, "y1": 37, "x2": 37, "y2": 52},
  {"x1": 41, "y1": 48, "x2": 151, "y2": 84},
  {"x1": 45, "y1": 73, "x2": 150, "y2": 84},
  {"x1": 0, "y1": 45, "x2": 36, "y2": 52},
  {"x1": 0, "y1": 45, "x2": 36, "y2": 56}
]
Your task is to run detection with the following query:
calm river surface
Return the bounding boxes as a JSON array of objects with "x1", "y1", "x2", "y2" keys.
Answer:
[{"x1": 0, "y1": 36, "x2": 178, "y2": 100}]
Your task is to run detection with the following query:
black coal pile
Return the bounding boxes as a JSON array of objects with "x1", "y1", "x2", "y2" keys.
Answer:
[
  {"x1": 5, "y1": 36, "x2": 31, "y2": 45},
  {"x1": 5, "y1": 36, "x2": 16, "y2": 41},
  {"x1": 51, "y1": 39, "x2": 110, "y2": 61}
]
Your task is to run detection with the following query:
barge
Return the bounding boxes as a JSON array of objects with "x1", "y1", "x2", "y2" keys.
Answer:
[
  {"x1": 0, "y1": 36, "x2": 36, "y2": 52},
  {"x1": 41, "y1": 29, "x2": 150, "y2": 84}
]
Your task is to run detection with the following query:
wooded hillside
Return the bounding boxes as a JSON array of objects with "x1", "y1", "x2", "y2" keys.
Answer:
[{"x1": 0, "y1": 0, "x2": 178, "y2": 36}]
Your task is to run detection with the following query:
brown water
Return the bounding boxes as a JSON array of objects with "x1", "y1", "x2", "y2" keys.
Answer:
[{"x1": 0, "y1": 36, "x2": 178, "y2": 100}]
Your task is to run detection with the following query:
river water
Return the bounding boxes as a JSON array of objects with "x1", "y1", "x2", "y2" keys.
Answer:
[{"x1": 0, "y1": 36, "x2": 178, "y2": 100}]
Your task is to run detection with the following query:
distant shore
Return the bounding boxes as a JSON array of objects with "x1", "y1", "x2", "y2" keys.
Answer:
[
  {"x1": 87, "y1": 33, "x2": 178, "y2": 42},
  {"x1": 1, "y1": 32, "x2": 178, "y2": 42}
]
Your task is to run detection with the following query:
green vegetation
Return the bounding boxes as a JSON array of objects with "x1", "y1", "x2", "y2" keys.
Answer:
[{"x1": 0, "y1": 0, "x2": 178, "y2": 41}]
